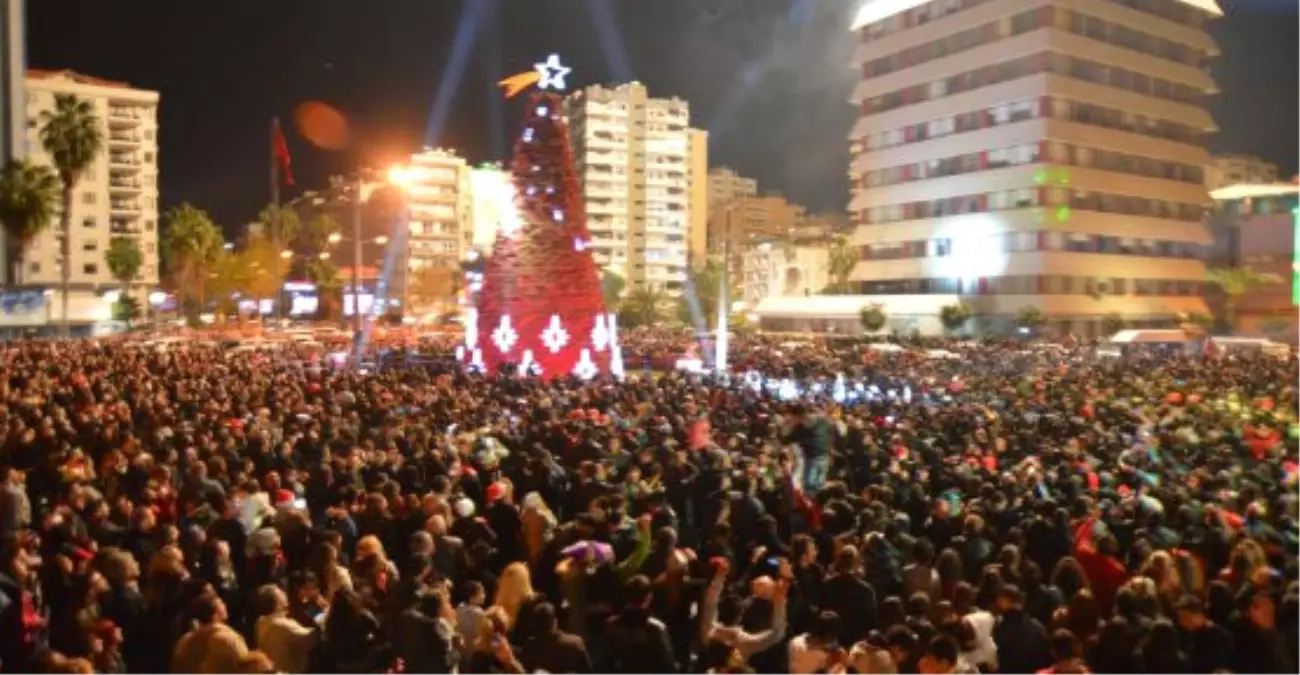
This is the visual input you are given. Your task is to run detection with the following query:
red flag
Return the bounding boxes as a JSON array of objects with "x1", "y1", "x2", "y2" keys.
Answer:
[{"x1": 273, "y1": 118, "x2": 294, "y2": 187}]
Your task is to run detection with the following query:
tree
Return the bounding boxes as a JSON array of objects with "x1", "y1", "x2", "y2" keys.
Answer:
[
  {"x1": 106, "y1": 237, "x2": 144, "y2": 326},
  {"x1": 161, "y1": 203, "x2": 224, "y2": 318},
  {"x1": 299, "y1": 214, "x2": 340, "y2": 255},
  {"x1": 859, "y1": 303, "x2": 887, "y2": 332},
  {"x1": 601, "y1": 268, "x2": 626, "y2": 311},
  {"x1": 621, "y1": 286, "x2": 669, "y2": 328},
  {"x1": 40, "y1": 93, "x2": 103, "y2": 330},
  {"x1": 258, "y1": 204, "x2": 301, "y2": 250},
  {"x1": 113, "y1": 295, "x2": 141, "y2": 324},
  {"x1": 1016, "y1": 305, "x2": 1047, "y2": 331},
  {"x1": 1101, "y1": 312, "x2": 1125, "y2": 336},
  {"x1": 305, "y1": 258, "x2": 342, "y2": 320},
  {"x1": 407, "y1": 265, "x2": 460, "y2": 314},
  {"x1": 679, "y1": 259, "x2": 730, "y2": 328},
  {"x1": 939, "y1": 302, "x2": 973, "y2": 334},
  {"x1": 0, "y1": 160, "x2": 59, "y2": 285},
  {"x1": 470, "y1": 87, "x2": 615, "y2": 377},
  {"x1": 204, "y1": 251, "x2": 250, "y2": 318},
  {"x1": 237, "y1": 235, "x2": 291, "y2": 304},
  {"x1": 1206, "y1": 266, "x2": 1282, "y2": 331},
  {"x1": 826, "y1": 235, "x2": 858, "y2": 291}
]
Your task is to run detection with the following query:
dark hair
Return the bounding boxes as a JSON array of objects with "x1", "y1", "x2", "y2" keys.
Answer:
[
  {"x1": 532, "y1": 601, "x2": 557, "y2": 632},
  {"x1": 924, "y1": 635, "x2": 960, "y2": 665},
  {"x1": 623, "y1": 575, "x2": 653, "y2": 607},
  {"x1": 810, "y1": 610, "x2": 842, "y2": 643},
  {"x1": 1050, "y1": 628, "x2": 1081, "y2": 660}
]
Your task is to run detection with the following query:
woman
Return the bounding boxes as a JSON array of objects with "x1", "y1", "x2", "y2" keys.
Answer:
[
  {"x1": 520, "y1": 492, "x2": 557, "y2": 569},
  {"x1": 1050, "y1": 588, "x2": 1100, "y2": 647},
  {"x1": 307, "y1": 541, "x2": 352, "y2": 604},
  {"x1": 492, "y1": 561, "x2": 540, "y2": 643},
  {"x1": 197, "y1": 539, "x2": 242, "y2": 634},
  {"x1": 312, "y1": 587, "x2": 386, "y2": 673},
  {"x1": 351, "y1": 535, "x2": 399, "y2": 608},
  {"x1": 465, "y1": 607, "x2": 525, "y2": 673}
]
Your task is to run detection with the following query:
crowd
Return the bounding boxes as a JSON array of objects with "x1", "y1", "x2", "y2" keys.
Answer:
[{"x1": 0, "y1": 332, "x2": 1296, "y2": 673}]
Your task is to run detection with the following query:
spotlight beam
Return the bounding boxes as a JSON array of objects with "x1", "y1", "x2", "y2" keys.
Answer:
[
  {"x1": 706, "y1": 0, "x2": 816, "y2": 138},
  {"x1": 424, "y1": 0, "x2": 491, "y2": 146},
  {"x1": 483, "y1": 0, "x2": 506, "y2": 158},
  {"x1": 582, "y1": 0, "x2": 634, "y2": 83}
]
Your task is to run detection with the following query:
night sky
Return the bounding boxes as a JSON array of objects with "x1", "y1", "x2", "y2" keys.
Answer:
[{"x1": 26, "y1": 0, "x2": 1299, "y2": 238}]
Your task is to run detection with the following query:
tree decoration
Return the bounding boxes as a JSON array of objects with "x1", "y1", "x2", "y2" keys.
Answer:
[{"x1": 468, "y1": 55, "x2": 618, "y2": 377}]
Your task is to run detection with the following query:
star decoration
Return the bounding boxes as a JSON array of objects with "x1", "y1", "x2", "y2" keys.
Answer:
[
  {"x1": 591, "y1": 314, "x2": 610, "y2": 352},
  {"x1": 541, "y1": 314, "x2": 570, "y2": 354},
  {"x1": 534, "y1": 54, "x2": 572, "y2": 91},
  {"x1": 491, "y1": 315, "x2": 519, "y2": 353},
  {"x1": 573, "y1": 349, "x2": 598, "y2": 380}
]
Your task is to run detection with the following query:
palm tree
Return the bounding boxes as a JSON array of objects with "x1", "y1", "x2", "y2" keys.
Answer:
[
  {"x1": 299, "y1": 214, "x2": 340, "y2": 255},
  {"x1": 258, "y1": 204, "x2": 301, "y2": 250},
  {"x1": 305, "y1": 258, "x2": 342, "y2": 320},
  {"x1": 826, "y1": 235, "x2": 858, "y2": 294},
  {"x1": 621, "y1": 286, "x2": 669, "y2": 327},
  {"x1": 40, "y1": 93, "x2": 103, "y2": 331},
  {"x1": 0, "y1": 160, "x2": 60, "y2": 285},
  {"x1": 600, "y1": 268, "x2": 626, "y2": 311},
  {"x1": 1206, "y1": 266, "x2": 1282, "y2": 331},
  {"x1": 105, "y1": 237, "x2": 144, "y2": 326},
  {"x1": 859, "y1": 303, "x2": 887, "y2": 333},
  {"x1": 161, "y1": 203, "x2": 224, "y2": 318}
]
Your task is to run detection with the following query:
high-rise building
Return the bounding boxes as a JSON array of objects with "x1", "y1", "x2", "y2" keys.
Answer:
[
  {"x1": 1206, "y1": 154, "x2": 1280, "y2": 190},
  {"x1": 687, "y1": 129, "x2": 710, "y2": 269},
  {"x1": 406, "y1": 147, "x2": 472, "y2": 270},
  {"x1": 9, "y1": 69, "x2": 160, "y2": 330},
  {"x1": 848, "y1": 0, "x2": 1222, "y2": 337},
  {"x1": 563, "y1": 82, "x2": 705, "y2": 294}
]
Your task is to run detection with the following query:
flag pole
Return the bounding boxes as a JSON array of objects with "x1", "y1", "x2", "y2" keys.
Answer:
[{"x1": 270, "y1": 117, "x2": 283, "y2": 322}]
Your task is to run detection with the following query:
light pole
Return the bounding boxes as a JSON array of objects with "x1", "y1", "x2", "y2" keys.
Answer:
[{"x1": 351, "y1": 175, "x2": 363, "y2": 336}]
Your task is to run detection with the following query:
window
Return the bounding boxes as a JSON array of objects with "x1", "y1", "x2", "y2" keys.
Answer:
[
  {"x1": 82, "y1": 217, "x2": 96, "y2": 228},
  {"x1": 83, "y1": 240, "x2": 97, "y2": 252},
  {"x1": 82, "y1": 192, "x2": 96, "y2": 205},
  {"x1": 28, "y1": 262, "x2": 39, "y2": 274},
  {"x1": 83, "y1": 263, "x2": 98, "y2": 275}
]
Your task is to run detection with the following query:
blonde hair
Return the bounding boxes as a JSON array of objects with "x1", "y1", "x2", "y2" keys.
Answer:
[
  {"x1": 473, "y1": 606, "x2": 511, "y2": 653},
  {"x1": 492, "y1": 562, "x2": 534, "y2": 629},
  {"x1": 1141, "y1": 551, "x2": 1183, "y2": 598},
  {"x1": 356, "y1": 535, "x2": 386, "y2": 563}
]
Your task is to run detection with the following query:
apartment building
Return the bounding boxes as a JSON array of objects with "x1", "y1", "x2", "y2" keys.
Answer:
[
  {"x1": 741, "y1": 239, "x2": 830, "y2": 308},
  {"x1": 848, "y1": 0, "x2": 1222, "y2": 337},
  {"x1": 2, "y1": 69, "x2": 160, "y2": 332},
  {"x1": 406, "y1": 147, "x2": 472, "y2": 270},
  {"x1": 563, "y1": 82, "x2": 707, "y2": 294},
  {"x1": 1206, "y1": 182, "x2": 1298, "y2": 341}
]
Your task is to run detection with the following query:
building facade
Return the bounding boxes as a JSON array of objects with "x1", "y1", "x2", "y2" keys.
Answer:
[
  {"x1": 1206, "y1": 154, "x2": 1280, "y2": 190},
  {"x1": 563, "y1": 82, "x2": 706, "y2": 294},
  {"x1": 1207, "y1": 182, "x2": 1298, "y2": 341},
  {"x1": 848, "y1": 0, "x2": 1222, "y2": 337},
  {"x1": 406, "y1": 147, "x2": 472, "y2": 270},
  {"x1": 2, "y1": 69, "x2": 160, "y2": 333},
  {"x1": 741, "y1": 239, "x2": 830, "y2": 308},
  {"x1": 467, "y1": 163, "x2": 515, "y2": 251}
]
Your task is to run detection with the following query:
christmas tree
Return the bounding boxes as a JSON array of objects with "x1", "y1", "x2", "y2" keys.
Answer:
[{"x1": 464, "y1": 55, "x2": 622, "y2": 379}]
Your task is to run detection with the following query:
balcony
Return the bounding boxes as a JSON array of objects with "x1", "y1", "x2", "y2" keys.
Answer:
[
  {"x1": 107, "y1": 106, "x2": 142, "y2": 127},
  {"x1": 108, "y1": 154, "x2": 142, "y2": 172},
  {"x1": 108, "y1": 131, "x2": 141, "y2": 145},
  {"x1": 110, "y1": 220, "x2": 141, "y2": 234},
  {"x1": 110, "y1": 201, "x2": 142, "y2": 215},
  {"x1": 109, "y1": 177, "x2": 142, "y2": 192}
]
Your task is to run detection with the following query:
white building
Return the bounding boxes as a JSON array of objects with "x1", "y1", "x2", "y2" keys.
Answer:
[
  {"x1": 1206, "y1": 154, "x2": 1281, "y2": 190},
  {"x1": 563, "y1": 82, "x2": 707, "y2": 294},
  {"x1": 405, "y1": 147, "x2": 472, "y2": 269},
  {"x1": 2, "y1": 69, "x2": 160, "y2": 333},
  {"x1": 467, "y1": 163, "x2": 515, "y2": 251},
  {"x1": 741, "y1": 240, "x2": 830, "y2": 308}
]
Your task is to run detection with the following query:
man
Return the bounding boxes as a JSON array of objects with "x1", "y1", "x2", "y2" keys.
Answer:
[
  {"x1": 1174, "y1": 595, "x2": 1232, "y2": 673},
  {"x1": 699, "y1": 559, "x2": 788, "y2": 665},
  {"x1": 171, "y1": 593, "x2": 250, "y2": 674},
  {"x1": 520, "y1": 601, "x2": 592, "y2": 674},
  {"x1": 991, "y1": 585, "x2": 1051, "y2": 675},
  {"x1": 394, "y1": 587, "x2": 459, "y2": 674},
  {"x1": 819, "y1": 547, "x2": 878, "y2": 647},
  {"x1": 1037, "y1": 630, "x2": 1089, "y2": 674},
  {"x1": 918, "y1": 634, "x2": 977, "y2": 674},
  {"x1": 1230, "y1": 585, "x2": 1294, "y2": 674},
  {"x1": 253, "y1": 584, "x2": 315, "y2": 674},
  {"x1": 788, "y1": 610, "x2": 843, "y2": 674},
  {"x1": 601, "y1": 575, "x2": 676, "y2": 673},
  {"x1": 783, "y1": 404, "x2": 836, "y2": 493},
  {"x1": 0, "y1": 467, "x2": 30, "y2": 539}
]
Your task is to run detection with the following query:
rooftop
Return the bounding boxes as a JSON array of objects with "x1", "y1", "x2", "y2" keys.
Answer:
[
  {"x1": 1210, "y1": 182, "x2": 1300, "y2": 202},
  {"x1": 28, "y1": 68, "x2": 134, "y2": 90},
  {"x1": 850, "y1": 0, "x2": 1222, "y2": 30}
]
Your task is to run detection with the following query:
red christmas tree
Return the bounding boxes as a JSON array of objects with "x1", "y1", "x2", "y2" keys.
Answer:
[{"x1": 465, "y1": 58, "x2": 622, "y2": 379}]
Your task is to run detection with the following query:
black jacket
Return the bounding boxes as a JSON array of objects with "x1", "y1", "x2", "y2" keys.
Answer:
[
  {"x1": 600, "y1": 609, "x2": 676, "y2": 674},
  {"x1": 819, "y1": 573, "x2": 878, "y2": 645},
  {"x1": 394, "y1": 606, "x2": 458, "y2": 674},
  {"x1": 992, "y1": 609, "x2": 1052, "y2": 675},
  {"x1": 520, "y1": 628, "x2": 592, "y2": 674}
]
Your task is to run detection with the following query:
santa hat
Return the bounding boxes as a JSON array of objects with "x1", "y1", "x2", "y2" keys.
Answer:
[{"x1": 485, "y1": 482, "x2": 507, "y2": 503}]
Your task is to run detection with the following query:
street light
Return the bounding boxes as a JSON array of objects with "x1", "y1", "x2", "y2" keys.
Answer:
[
  {"x1": 280, "y1": 250, "x2": 293, "y2": 259},
  {"x1": 375, "y1": 235, "x2": 389, "y2": 245},
  {"x1": 319, "y1": 252, "x2": 331, "y2": 261},
  {"x1": 328, "y1": 232, "x2": 342, "y2": 244}
]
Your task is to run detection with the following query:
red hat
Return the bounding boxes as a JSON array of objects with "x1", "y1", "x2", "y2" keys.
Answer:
[
  {"x1": 485, "y1": 482, "x2": 506, "y2": 502},
  {"x1": 275, "y1": 489, "x2": 295, "y2": 506}
]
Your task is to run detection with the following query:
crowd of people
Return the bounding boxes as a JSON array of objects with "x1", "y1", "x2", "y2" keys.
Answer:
[{"x1": 0, "y1": 331, "x2": 1296, "y2": 673}]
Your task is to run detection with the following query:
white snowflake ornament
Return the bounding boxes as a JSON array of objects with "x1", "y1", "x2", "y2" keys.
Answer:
[
  {"x1": 572, "y1": 349, "x2": 598, "y2": 380},
  {"x1": 519, "y1": 349, "x2": 541, "y2": 377},
  {"x1": 491, "y1": 315, "x2": 519, "y2": 353},
  {"x1": 541, "y1": 315, "x2": 570, "y2": 354},
  {"x1": 591, "y1": 314, "x2": 610, "y2": 352}
]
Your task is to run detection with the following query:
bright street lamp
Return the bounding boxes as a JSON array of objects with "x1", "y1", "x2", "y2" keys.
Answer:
[
  {"x1": 375, "y1": 235, "x2": 389, "y2": 245},
  {"x1": 319, "y1": 252, "x2": 331, "y2": 261},
  {"x1": 328, "y1": 232, "x2": 342, "y2": 244},
  {"x1": 280, "y1": 250, "x2": 293, "y2": 259}
]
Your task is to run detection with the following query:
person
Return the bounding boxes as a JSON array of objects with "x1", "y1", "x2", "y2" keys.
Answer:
[
  {"x1": 917, "y1": 634, "x2": 977, "y2": 674},
  {"x1": 457, "y1": 580, "x2": 488, "y2": 654},
  {"x1": 170, "y1": 593, "x2": 250, "y2": 674},
  {"x1": 394, "y1": 587, "x2": 458, "y2": 674},
  {"x1": 1174, "y1": 595, "x2": 1233, "y2": 673},
  {"x1": 602, "y1": 575, "x2": 676, "y2": 673},
  {"x1": 1229, "y1": 585, "x2": 1294, "y2": 673},
  {"x1": 253, "y1": 584, "x2": 315, "y2": 674},
  {"x1": 991, "y1": 585, "x2": 1051, "y2": 674},
  {"x1": 819, "y1": 546, "x2": 879, "y2": 647},
  {"x1": 788, "y1": 610, "x2": 843, "y2": 674},
  {"x1": 466, "y1": 606, "x2": 525, "y2": 674},
  {"x1": 699, "y1": 558, "x2": 788, "y2": 666},
  {"x1": 519, "y1": 601, "x2": 592, "y2": 674},
  {"x1": 0, "y1": 467, "x2": 31, "y2": 539},
  {"x1": 1038, "y1": 629, "x2": 1089, "y2": 674}
]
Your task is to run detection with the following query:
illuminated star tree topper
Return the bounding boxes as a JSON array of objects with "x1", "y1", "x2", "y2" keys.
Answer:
[{"x1": 499, "y1": 53, "x2": 573, "y2": 98}]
